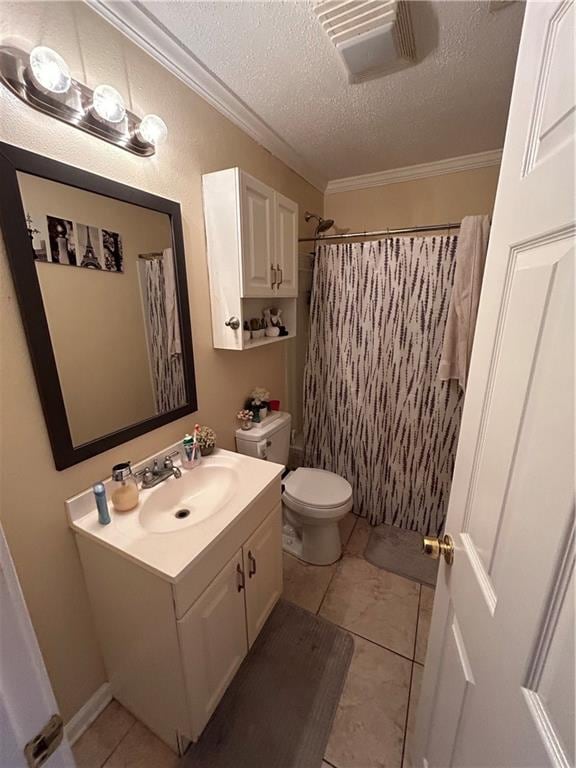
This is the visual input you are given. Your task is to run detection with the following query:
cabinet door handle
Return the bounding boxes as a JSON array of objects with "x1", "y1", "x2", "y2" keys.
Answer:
[
  {"x1": 248, "y1": 551, "x2": 257, "y2": 578},
  {"x1": 271, "y1": 264, "x2": 277, "y2": 288},
  {"x1": 236, "y1": 563, "x2": 245, "y2": 592},
  {"x1": 276, "y1": 264, "x2": 283, "y2": 286}
]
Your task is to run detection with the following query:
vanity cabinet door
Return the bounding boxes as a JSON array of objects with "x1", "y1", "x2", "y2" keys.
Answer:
[
  {"x1": 177, "y1": 548, "x2": 248, "y2": 740},
  {"x1": 243, "y1": 505, "x2": 283, "y2": 648},
  {"x1": 274, "y1": 193, "x2": 298, "y2": 297},
  {"x1": 240, "y1": 172, "x2": 275, "y2": 297}
]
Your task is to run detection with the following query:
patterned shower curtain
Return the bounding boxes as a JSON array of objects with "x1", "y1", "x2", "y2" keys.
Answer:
[
  {"x1": 143, "y1": 258, "x2": 186, "y2": 413},
  {"x1": 303, "y1": 237, "x2": 463, "y2": 536}
]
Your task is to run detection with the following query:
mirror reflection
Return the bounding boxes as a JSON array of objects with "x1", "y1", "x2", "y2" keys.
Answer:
[{"x1": 17, "y1": 172, "x2": 187, "y2": 446}]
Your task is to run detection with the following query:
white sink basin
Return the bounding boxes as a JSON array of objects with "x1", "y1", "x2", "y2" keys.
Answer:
[
  {"x1": 67, "y1": 447, "x2": 283, "y2": 582},
  {"x1": 139, "y1": 461, "x2": 238, "y2": 533}
]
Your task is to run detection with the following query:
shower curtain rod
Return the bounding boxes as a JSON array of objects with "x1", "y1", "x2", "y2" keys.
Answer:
[{"x1": 298, "y1": 221, "x2": 461, "y2": 243}]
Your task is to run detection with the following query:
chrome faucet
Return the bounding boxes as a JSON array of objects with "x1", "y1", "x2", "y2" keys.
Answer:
[{"x1": 136, "y1": 451, "x2": 182, "y2": 489}]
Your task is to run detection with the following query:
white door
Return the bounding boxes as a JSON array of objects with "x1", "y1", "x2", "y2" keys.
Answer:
[
  {"x1": 413, "y1": 3, "x2": 575, "y2": 767},
  {"x1": 240, "y1": 172, "x2": 274, "y2": 297},
  {"x1": 243, "y1": 505, "x2": 283, "y2": 648},
  {"x1": 177, "y1": 549, "x2": 248, "y2": 740},
  {"x1": 274, "y1": 192, "x2": 299, "y2": 297},
  {"x1": 0, "y1": 524, "x2": 75, "y2": 767}
]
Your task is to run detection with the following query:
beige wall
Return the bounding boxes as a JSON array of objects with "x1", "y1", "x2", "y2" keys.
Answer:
[
  {"x1": 0, "y1": 1, "x2": 322, "y2": 722},
  {"x1": 19, "y1": 172, "x2": 171, "y2": 445},
  {"x1": 325, "y1": 165, "x2": 500, "y2": 233}
]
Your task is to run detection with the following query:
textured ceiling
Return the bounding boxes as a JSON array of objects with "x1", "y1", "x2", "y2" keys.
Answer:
[{"x1": 139, "y1": 0, "x2": 524, "y2": 182}]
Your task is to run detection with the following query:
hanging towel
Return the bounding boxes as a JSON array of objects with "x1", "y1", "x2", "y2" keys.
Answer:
[
  {"x1": 163, "y1": 247, "x2": 182, "y2": 357},
  {"x1": 439, "y1": 215, "x2": 490, "y2": 391}
]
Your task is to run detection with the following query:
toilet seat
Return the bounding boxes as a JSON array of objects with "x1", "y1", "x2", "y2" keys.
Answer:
[{"x1": 283, "y1": 468, "x2": 353, "y2": 519}]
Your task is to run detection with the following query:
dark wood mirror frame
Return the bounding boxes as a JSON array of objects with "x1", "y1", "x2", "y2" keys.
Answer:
[{"x1": 0, "y1": 142, "x2": 198, "y2": 470}]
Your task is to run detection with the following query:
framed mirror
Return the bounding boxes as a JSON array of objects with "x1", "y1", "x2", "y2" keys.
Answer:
[{"x1": 0, "y1": 142, "x2": 197, "y2": 469}]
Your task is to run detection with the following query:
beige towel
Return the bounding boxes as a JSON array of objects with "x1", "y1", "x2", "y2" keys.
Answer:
[{"x1": 439, "y1": 215, "x2": 490, "y2": 391}]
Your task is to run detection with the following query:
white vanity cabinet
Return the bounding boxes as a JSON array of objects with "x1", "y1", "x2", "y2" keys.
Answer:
[
  {"x1": 203, "y1": 168, "x2": 298, "y2": 350},
  {"x1": 178, "y1": 506, "x2": 282, "y2": 738},
  {"x1": 74, "y1": 477, "x2": 283, "y2": 754}
]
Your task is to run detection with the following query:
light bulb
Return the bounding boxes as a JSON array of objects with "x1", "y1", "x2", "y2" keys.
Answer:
[
  {"x1": 137, "y1": 114, "x2": 168, "y2": 146},
  {"x1": 92, "y1": 84, "x2": 126, "y2": 124},
  {"x1": 29, "y1": 46, "x2": 71, "y2": 94}
]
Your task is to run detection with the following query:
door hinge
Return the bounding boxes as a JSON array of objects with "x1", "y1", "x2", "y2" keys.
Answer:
[{"x1": 24, "y1": 714, "x2": 64, "y2": 768}]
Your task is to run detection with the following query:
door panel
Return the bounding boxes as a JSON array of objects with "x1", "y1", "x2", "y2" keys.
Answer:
[
  {"x1": 274, "y1": 193, "x2": 298, "y2": 297},
  {"x1": 177, "y1": 549, "x2": 248, "y2": 739},
  {"x1": 414, "y1": 3, "x2": 575, "y2": 767},
  {"x1": 425, "y1": 609, "x2": 474, "y2": 768},
  {"x1": 243, "y1": 505, "x2": 283, "y2": 647},
  {"x1": 240, "y1": 173, "x2": 274, "y2": 297}
]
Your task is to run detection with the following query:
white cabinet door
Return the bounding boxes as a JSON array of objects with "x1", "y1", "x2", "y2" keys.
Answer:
[
  {"x1": 240, "y1": 172, "x2": 274, "y2": 297},
  {"x1": 243, "y1": 505, "x2": 283, "y2": 648},
  {"x1": 177, "y1": 549, "x2": 248, "y2": 740},
  {"x1": 274, "y1": 193, "x2": 298, "y2": 297}
]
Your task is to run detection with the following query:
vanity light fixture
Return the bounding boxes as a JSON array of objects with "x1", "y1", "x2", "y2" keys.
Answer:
[
  {"x1": 136, "y1": 114, "x2": 168, "y2": 146},
  {"x1": 29, "y1": 46, "x2": 71, "y2": 94},
  {"x1": 0, "y1": 43, "x2": 167, "y2": 157},
  {"x1": 92, "y1": 84, "x2": 126, "y2": 124}
]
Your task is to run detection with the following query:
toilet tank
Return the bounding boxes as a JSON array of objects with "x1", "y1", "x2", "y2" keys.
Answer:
[{"x1": 235, "y1": 412, "x2": 291, "y2": 465}]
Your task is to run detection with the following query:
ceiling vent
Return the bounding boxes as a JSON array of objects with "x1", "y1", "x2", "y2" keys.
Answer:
[{"x1": 313, "y1": 0, "x2": 416, "y2": 83}]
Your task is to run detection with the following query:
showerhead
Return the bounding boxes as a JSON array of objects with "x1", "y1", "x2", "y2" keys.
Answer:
[{"x1": 305, "y1": 211, "x2": 335, "y2": 236}]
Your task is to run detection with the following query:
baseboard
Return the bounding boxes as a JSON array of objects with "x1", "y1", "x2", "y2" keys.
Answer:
[{"x1": 65, "y1": 682, "x2": 112, "y2": 745}]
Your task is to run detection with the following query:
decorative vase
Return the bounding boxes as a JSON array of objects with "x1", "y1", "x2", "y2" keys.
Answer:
[
  {"x1": 240, "y1": 421, "x2": 252, "y2": 430},
  {"x1": 265, "y1": 327, "x2": 280, "y2": 337},
  {"x1": 243, "y1": 330, "x2": 251, "y2": 343},
  {"x1": 259, "y1": 406, "x2": 268, "y2": 422},
  {"x1": 199, "y1": 444, "x2": 214, "y2": 456},
  {"x1": 252, "y1": 329, "x2": 265, "y2": 339}
]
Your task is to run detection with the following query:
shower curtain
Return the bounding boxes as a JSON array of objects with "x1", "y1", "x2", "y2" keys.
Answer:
[
  {"x1": 303, "y1": 237, "x2": 463, "y2": 536},
  {"x1": 143, "y1": 257, "x2": 186, "y2": 414}
]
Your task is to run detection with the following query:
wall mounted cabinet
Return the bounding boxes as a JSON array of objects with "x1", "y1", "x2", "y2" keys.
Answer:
[{"x1": 203, "y1": 168, "x2": 298, "y2": 350}]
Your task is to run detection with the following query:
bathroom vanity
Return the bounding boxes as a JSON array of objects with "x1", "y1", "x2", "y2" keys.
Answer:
[{"x1": 67, "y1": 446, "x2": 283, "y2": 753}]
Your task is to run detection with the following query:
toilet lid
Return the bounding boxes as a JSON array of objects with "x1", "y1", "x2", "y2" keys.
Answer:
[{"x1": 283, "y1": 468, "x2": 352, "y2": 509}]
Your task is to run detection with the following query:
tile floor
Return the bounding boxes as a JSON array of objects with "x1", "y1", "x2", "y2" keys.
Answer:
[{"x1": 72, "y1": 515, "x2": 434, "y2": 768}]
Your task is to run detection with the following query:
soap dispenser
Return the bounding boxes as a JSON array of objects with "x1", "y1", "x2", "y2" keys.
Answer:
[{"x1": 110, "y1": 462, "x2": 139, "y2": 512}]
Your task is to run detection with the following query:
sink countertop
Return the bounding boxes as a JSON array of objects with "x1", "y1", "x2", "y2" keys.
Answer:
[{"x1": 66, "y1": 445, "x2": 283, "y2": 583}]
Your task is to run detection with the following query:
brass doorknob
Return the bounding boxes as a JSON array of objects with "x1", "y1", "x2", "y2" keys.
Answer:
[{"x1": 422, "y1": 534, "x2": 455, "y2": 565}]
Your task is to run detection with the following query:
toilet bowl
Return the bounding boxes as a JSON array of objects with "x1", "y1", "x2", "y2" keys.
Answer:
[
  {"x1": 282, "y1": 468, "x2": 353, "y2": 565},
  {"x1": 235, "y1": 412, "x2": 353, "y2": 565}
]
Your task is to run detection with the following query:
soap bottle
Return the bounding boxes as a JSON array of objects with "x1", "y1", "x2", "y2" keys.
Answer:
[{"x1": 110, "y1": 462, "x2": 139, "y2": 512}]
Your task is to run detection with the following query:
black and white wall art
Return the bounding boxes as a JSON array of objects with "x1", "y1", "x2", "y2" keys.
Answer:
[
  {"x1": 102, "y1": 229, "x2": 124, "y2": 273},
  {"x1": 47, "y1": 215, "x2": 76, "y2": 265},
  {"x1": 76, "y1": 223, "x2": 102, "y2": 269}
]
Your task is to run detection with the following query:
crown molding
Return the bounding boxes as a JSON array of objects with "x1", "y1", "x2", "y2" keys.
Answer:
[
  {"x1": 325, "y1": 149, "x2": 503, "y2": 194},
  {"x1": 85, "y1": 0, "x2": 327, "y2": 192}
]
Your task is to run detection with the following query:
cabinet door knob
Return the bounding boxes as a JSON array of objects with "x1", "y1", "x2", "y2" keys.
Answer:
[
  {"x1": 248, "y1": 551, "x2": 257, "y2": 578},
  {"x1": 236, "y1": 563, "x2": 245, "y2": 591},
  {"x1": 225, "y1": 316, "x2": 240, "y2": 330},
  {"x1": 271, "y1": 264, "x2": 277, "y2": 288}
]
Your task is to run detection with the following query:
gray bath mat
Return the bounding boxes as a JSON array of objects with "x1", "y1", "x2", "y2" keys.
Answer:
[
  {"x1": 364, "y1": 523, "x2": 438, "y2": 586},
  {"x1": 181, "y1": 599, "x2": 353, "y2": 768}
]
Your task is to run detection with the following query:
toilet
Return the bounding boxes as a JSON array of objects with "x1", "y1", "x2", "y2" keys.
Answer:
[{"x1": 235, "y1": 412, "x2": 353, "y2": 565}]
